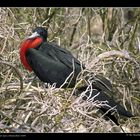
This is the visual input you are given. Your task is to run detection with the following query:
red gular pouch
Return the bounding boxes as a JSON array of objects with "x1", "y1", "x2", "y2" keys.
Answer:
[{"x1": 19, "y1": 37, "x2": 43, "y2": 72}]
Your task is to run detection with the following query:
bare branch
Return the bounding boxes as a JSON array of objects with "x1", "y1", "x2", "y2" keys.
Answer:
[{"x1": 0, "y1": 60, "x2": 23, "y2": 92}]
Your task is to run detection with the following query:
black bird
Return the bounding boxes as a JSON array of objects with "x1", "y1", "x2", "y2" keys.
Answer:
[
  {"x1": 20, "y1": 27, "x2": 83, "y2": 88},
  {"x1": 19, "y1": 27, "x2": 133, "y2": 126}
]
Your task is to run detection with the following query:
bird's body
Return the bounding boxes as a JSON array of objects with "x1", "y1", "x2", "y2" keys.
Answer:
[
  {"x1": 26, "y1": 42, "x2": 82, "y2": 88},
  {"x1": 19, "y1": 27, "x2": 133, "y2": 126}
]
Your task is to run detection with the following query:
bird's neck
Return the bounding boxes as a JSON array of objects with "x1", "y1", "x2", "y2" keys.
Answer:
[{"x1": 19, "y1": 37, "x2": 43, "y2": 72}]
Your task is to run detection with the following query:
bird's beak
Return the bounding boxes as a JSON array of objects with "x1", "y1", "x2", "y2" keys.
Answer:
[{"x1": 27, "y1": 32, "x2": 40, "y2": 39}]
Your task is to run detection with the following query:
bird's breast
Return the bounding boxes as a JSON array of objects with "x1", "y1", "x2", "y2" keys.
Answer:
[{"x1": 19, "y1": 37, "x2": 43, "y2": 72}]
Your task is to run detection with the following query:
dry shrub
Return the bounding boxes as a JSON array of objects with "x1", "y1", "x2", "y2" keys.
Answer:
[{"x1": 0, "y1": 7, "x2": 140, "y2": 133}]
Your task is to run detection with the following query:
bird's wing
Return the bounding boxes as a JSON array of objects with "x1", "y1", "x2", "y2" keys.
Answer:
[
  {"x1": 91, "y1": 74, "x2": 114, "y2": 95},
  {"x1": 75, "y1": 86, "x2": 133, "y2": 118},
  {"x1": 94, "y1": 75, "x2": 113, "y2": 91},
  {"x1": 26, "y1": 48, "x2": 72, "y2": 83},
  {"x1": 84, "y1": 73, "x2": 114, "y2": 96},
  {"x1": 39, "y1": 42, "x2": 84, "y2": 70}
]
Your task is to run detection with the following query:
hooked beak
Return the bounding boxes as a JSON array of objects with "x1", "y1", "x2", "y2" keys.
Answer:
[{"x1": 27, "y1": 32, "x2": 40, "y2": 39}]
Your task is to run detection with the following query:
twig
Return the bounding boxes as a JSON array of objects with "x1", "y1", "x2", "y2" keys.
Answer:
[
  {"x1": 87, "y1": 50, "x2": 140, "y2": 86},
  {"x1": 69, "y1": 8, "x2": 85, "y2": 46},
  {"x1": 88, "y1": 50, "x2": 134, "y2": 68},
  {"x1": 0, "y1": 60, "x2": 23, "y2": 92},
  {"x1": 0, "y1": 110, "x2": 39, "y2": 132}
]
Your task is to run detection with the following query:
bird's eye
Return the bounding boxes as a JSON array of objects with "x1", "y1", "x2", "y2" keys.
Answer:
[{"x1": 40, "y1": 31, "x2": 43, "y2": 35}]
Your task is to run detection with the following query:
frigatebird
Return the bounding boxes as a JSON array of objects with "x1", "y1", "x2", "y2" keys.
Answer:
[{"x1": 19, "y1": 27, "x2": 133, "y2": 126}]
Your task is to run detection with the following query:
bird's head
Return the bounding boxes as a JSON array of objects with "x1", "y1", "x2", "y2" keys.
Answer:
[{"x1": 28, "y1": 27, "x2": 48, "y2": 41}]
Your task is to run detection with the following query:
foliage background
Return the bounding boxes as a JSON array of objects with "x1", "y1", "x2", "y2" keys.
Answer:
[{"x1": 0, "y1": 8, "x2": 140, "y2": 133}]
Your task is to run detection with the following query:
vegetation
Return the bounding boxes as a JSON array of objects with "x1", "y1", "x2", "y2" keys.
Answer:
[{"x1": 0, "y1": 8, "x2": 140, "y2": 133}]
